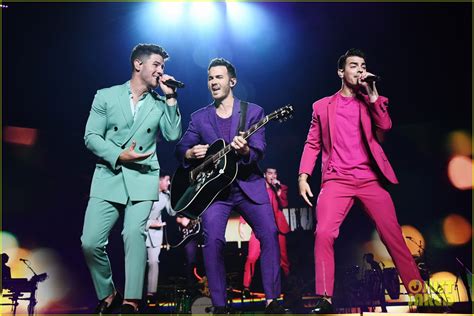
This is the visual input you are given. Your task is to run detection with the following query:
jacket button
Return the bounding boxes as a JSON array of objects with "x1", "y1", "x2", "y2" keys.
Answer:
[
  {"x1": 121, "y1": 145, "x2": 125, "y2": 149},
  {"x1": 114, "y1": 126, "x2": 118, "y2": 131},
  {"x1": 147, "y1": 128, "x2": 151, "y2": 133},
  {"x1": 139, "y1": 146, "x2": 143, "y2": 151}
]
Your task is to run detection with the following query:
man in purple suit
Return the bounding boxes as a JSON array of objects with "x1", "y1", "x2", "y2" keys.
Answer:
[{"x1": 175, "y1": 58, "x2": 286, "y2": 314}]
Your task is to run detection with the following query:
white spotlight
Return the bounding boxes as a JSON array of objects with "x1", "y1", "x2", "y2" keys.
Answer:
[
  {"x1": 190, "y1": 2, "x2": 218, "y2": 25},
  {"x1": 154, "y1": 2, "x2": 185, "y2": 23}
]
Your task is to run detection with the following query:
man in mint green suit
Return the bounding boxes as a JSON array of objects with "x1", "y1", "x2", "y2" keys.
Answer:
[{"x1": 81, "y1": 44, "x2": 182, "y2": 314}]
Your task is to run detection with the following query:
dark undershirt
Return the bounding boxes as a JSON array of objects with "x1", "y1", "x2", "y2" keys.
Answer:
[{"x1": 216, "y1": 114, "x2": 232, "y2": 144}]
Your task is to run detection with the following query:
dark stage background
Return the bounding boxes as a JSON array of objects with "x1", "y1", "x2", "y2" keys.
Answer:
[{"x1": 2, "y1": 2, "x2": 472, "y2": 312}]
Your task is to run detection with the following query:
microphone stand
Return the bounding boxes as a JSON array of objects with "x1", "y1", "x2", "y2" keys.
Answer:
[
  {"x1": 454, "y1": 270, "x2": 461, "y2": 303},
  {"x1": 20, "y1": 260, "x2": 38, "y2": 277},
  {"x1": 19, "y1": 260, "x2": 41, "y2": 316},
  {"x1": 455, "y1": 257, "x2": 472, "y2": 304},
  {"x1": 405, "y1": 237, "x2": 449, "y2": 309}
]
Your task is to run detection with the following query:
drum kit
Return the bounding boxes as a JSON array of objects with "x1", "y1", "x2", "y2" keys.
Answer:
[
  {"x1": 342, "y1": 246, "x2": 453, "y2": 312},
  {"x1": 407, "y1": 237, "x2": 455, "y2": 312},
  {"x1": 156, "y1": 272, "x2": 245, "y2": 314},
  {"x1": 342, "y1": 253, "x2": 401, "y2": 312},
  {"x1": 175, "y1": 290, "x2": 213, "y2": 314},
  {"x1": 155, "y1": 285, "x2": 212, "y2": 314},
  {"x1": 190, "y1": 296, "x2": 213, "y2": 314},
  {"x1": 156, "y1": 275, "x2": 213, "y2": 314}
]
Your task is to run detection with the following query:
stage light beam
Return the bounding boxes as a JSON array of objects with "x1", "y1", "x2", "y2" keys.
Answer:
[
  {"x1": 153, "y1": 2, "x2": 185, "y2": 23},
  {"x1": 190, "y1": 2, "x2": 219, "y2": 26}
]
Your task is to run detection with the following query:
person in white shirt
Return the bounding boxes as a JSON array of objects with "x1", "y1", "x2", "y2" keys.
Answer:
[{"x1": 145, "y1": 173, "x2": 176, "y2": 299}]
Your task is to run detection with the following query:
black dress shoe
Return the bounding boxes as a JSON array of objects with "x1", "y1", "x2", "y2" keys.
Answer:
[
  {"x1": 120, "y1": 303, "x2": 139, "y2": 314},
  {"x1": 265, "y1": 300, "x2": 289, "y2": 314},
  {"x1": 242, "y1": 288, "x2": 251, "y2": 300},
  {"x1": 95, "y1": 292, "x2": 123, "y2": 314},
  {"x1": 145, "y1": 294, "x2": 155, "y2": 305},
  {"x1": 310, "y1": 297, "x2": 334, "y2": 314}
]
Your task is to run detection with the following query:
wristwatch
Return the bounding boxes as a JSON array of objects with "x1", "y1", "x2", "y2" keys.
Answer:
[{"x1": 165, "y1": 92, "x2": 178, "y2": 100}]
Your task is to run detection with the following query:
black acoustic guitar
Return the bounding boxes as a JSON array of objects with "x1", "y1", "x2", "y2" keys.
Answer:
[
  {"x1": 170, "y1": 105, "x2": 294, "y2": 220},
  {"x1": 162, "y1": 211, "x2": 201, "y2": 248}
]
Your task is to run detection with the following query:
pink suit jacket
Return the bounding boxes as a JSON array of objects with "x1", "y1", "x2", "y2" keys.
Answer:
[
  {"x1": 269, "y1": 184, "x2": 290, "y2": 234},
  {"x1": 299, "y1": 92, "x2": 398, "y2": 185},
  {"x1": 240, "y1": 184, "x2": 290, "y2": 234}
]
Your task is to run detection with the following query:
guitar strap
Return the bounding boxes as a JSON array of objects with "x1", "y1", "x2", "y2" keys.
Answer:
[{"x1": 238, "y1": 101, "x2": 248, "y2": 134}]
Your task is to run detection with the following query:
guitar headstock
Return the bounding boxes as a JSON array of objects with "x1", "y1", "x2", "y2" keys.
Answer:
[
  {"x1": 243, "y1": 104, "x2": 294, "y2": 139},
  {"x1": 268, "y1": 104, "x2": 294, "y2": 122}
]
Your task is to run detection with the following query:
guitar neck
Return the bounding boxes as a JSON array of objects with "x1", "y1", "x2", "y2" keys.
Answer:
[{"x1": 218, "y1": 116, "x2": 269, "y2": 159}]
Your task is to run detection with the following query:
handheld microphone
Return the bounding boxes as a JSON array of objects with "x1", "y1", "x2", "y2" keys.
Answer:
[
  {"x1": 272, "y1": 180, "x2": 281, "y2": 190},
  {"x1": 361, "y1": 75, "x2": 382, "y2": 83},
  {"x1": 163, "y1": 79, "x2": 185, "y2": 89}
]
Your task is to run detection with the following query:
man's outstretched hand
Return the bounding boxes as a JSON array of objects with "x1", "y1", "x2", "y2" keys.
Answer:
[{"x1": 118, "y1": 141, "x2": 153, "y2": 163}]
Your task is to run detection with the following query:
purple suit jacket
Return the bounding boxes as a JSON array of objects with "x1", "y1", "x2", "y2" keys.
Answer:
[{"x1": 175, "y1": 98, "x2": 270, "y2": 204}]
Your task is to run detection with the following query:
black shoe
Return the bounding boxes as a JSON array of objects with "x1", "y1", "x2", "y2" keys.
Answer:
[
  {"x1": 242, "y1": 288, "x2": 251, "y2": 300},
  {"x1": 265, "y1": 300, "x2": 289, "y2": 314},
  {"x1": 120, "y1": 303, "x2": 139, "y2": 314},
  {"x1": 145, "y1": 294, "x2": 155, "y2": 305},
  {"x1": 310, "y1": 297, "x2": 334, "y2": 314},
  {"x1": 95, "y1": 292, "x2": 123, "y2": 314},
  {"x1": 205, "y1": 306, "x2": 229, "y2": 314}
]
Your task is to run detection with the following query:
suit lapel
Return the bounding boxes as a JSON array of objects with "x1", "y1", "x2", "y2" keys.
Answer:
[
  {"x1": 118, "y1": 84, "x2": 134, "y2": 128},
  {"x1": 207, "y1": 104, "x2": 222, "y2": 139},
  {"x1": 358, "y1": 94, "x2": 372, "y2": 141},
  {"x1": 128, "y1": 94, "x2": 153, "y2": 137},
  {"x1": 327, "y1": 93, "x2": 339, "y2": 149}
]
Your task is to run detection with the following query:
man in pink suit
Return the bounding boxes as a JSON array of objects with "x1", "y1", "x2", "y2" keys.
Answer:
[
  {"x1": 240, "y1": 168, "x2": 290, "y2": 296},
  {"x1": 298, "y1": 49, "x2": 424, "y2": 312}
]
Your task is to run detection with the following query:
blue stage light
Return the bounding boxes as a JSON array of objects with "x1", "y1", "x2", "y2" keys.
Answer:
[
  {"x1": 153, "y1": 1, "x2": 186, "y2": 24},
  {"x1": 189, "y1": 2, "x2": 219, "y2": 26},
  {"x1": 225, "y1": 2, "x2": 276, "y2": 46}
]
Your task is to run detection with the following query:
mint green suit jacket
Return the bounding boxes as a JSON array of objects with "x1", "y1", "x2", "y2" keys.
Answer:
[{"x1": 84, "y1": 82, "x2": 182, "y2": 204}]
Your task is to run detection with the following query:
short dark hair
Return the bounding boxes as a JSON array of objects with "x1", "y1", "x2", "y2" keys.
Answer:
[
  {"x1": 130, "y1": 44, "x2": 169, "y2": 71},
  {"x1": 208, "y1": 58, "x2": 237, "y2": 79},
  {"x1": 160, "y1": 172, "x2": 171, "y2": 179},
  {"x1": 264, "y1": 167, "x2": 277, "y2": 173},
  {"x1": 337, "y1": 48, "x2": 366, "y2": 70}
]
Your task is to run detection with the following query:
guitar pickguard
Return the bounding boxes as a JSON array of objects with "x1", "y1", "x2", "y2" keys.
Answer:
[{"x1": 194, "y1": 158, "x2": 225, "y2": 191}]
